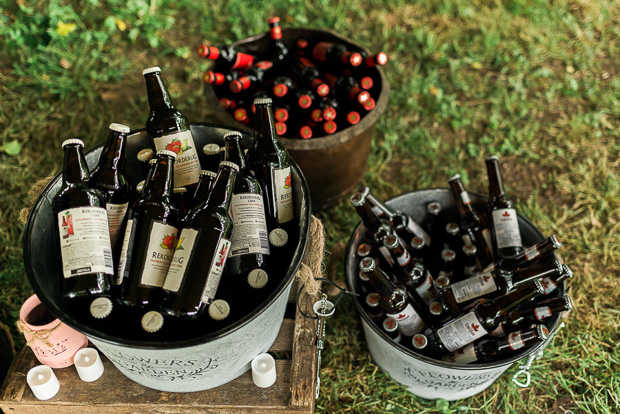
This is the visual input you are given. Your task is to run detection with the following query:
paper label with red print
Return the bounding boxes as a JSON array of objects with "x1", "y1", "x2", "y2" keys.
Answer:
[
  {"x1": 442, "y1": 343, "x2": 478, "y2": 364},
  {"x1": 508, "y1": 331, "x2": 526, "y2": 350},
  {"x1": 406, "y1": 218, "x2": 431, "y2": 246},
  {"x1": 162, "y1": 228, "x2": 199, "y2": 293},
  {"x1": 540, "y1": 277, "x2": 557, "y2": 295},
  {"x1": 200, "y1": 238, "x2": 231, "y2": 304},
  {"x1": 140, "y1": 221, "x2": 178, "y2": 287},
  {"x1": 386, "y1": 304, "x2": 424, "y2": 336},
  {"x1": 396, "y1": 249, "x2": 411, "y2": 266},
  {"x1": 415, "y1": 272, "x2": 439, "y2": 306},
  {"x1": 371, "y1": 205, "x2": 384, "y2": 217},
  {"x1": 229, "y1": 193, "x2": 270, "y2": 256},
  {"x1": 438, "y1": 311, "x2": 488, "y2": 352},
  {"x1": 57, "y1": 207, "x2": 114, "y2": 279},
  {"x1": 116, "y1": 219, "x2": 134, "y2": 285},
  {"x1": 492, "y1": 208, "x2": 522, "y2": 249},
  {"x1": 451, "y1": 272, "x2": 498, "y2": 303},
  {"x1": 153, "y1": 129, "x2": 201, "y2": 187},
  {"x1": 272, "y1": 167, "x2": 294, "y2": 224},
  {"x1": 460, "y1": 191, "x2": 472, "y2": 205},
  {"x1": 534, "y1": 306, "x2": 552, "y2": 320},
  {"x1": 106, "y1": 202, "x2": 129, "y2": 248},
  {"x1": 523, "y1": 245, "x2": 540, "y2": 261}
]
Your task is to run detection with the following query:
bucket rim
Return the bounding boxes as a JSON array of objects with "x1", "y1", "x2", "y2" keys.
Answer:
[
  {"x1": 345, "y1": 187, "x2": 563, "y2": 370},
  {"x1": 23, "y1": 122, "x2": 312, "y2": 350}
]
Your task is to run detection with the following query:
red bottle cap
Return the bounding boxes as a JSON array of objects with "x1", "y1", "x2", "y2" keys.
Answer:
[
  {"x1": 324, "y1": 121, "x2": 337, "y2": 134},
  {"x1": 197, "y1": 45, "x2": 220, "y2": 60},
  {"x1": 316, "y1": 83, "x2": 330, "y2": 97},
  {"x1": 203, "y1": 71, "x2": 215, "y2": 84},
  {"x1": 342, "y1": 52, "x2": 363, "y2": 66},
  {"x1": 353, "y1": 88, "x2": 370, "y2": 104},
  {"x1": 347, "y1": 111, "x2": 361, "y2": 125},
  {"x1": 268, "y1": 17, "x2": 282, "y2": 40},
  {"x1": 311, "y1": 109, "x2": 323, "y2": 122},
  {"x1": 196, "y1": 44, "x2": 210, "y2": 57},
  {"x1": 273, "y1": 83, "x2": 289, "y2": 97},
  {"x1": 300, "y1": 126, "x2": 313, "y2": 139},
  {"x1": 275, "y1": 108, "x2": 289, "y2": 122},
  {"x1": 360, "y1": 76, "x2": 373, "y2": 90},
  {"x1": 275, "y1": 122, "x2": 287, "y2": 135},
  {"x1": 298, "y1": 94, "x2": 312, "y2": 109},
  {"x1": 230, "y1": 77, "x2": 250, "y2": 93},
  {"x1": 363, "y1": 98, "x2": 376, "y2": 111},
  {"x1": 219, "y1": 98, "x2": 237, "y2": 110},
  {"x1": 323, "y1": 106, "x2": 337, "y2": 122},
  {"x1": 296, "y1": 38, "x2": 308, "y2": 50},
  {"x1": 375, "y1": 52, "x2": 388, "y2": 66},
  {"x1": 234, "y1": 108, "x2": 248, "y2": 122}
]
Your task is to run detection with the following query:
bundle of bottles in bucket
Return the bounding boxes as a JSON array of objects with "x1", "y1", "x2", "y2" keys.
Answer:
[
  {"x1": 351, "y1": 157, "x2": 573, "y2": 364},
  {"x1": 198, "y1": 16, "x2": 387, "y2": 139},
  {"x1": 52, "y1": 66, "x2": 297, "y2": 339}
]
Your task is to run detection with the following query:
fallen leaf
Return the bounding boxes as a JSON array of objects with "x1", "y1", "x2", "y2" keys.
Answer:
[
  {"x1": 60, "y1": 58, "x2": 72, "y2": 69},
  {"x1": 1, "y1": 140, "x2": 22, "y2": 156},
  {"x1": 56, "y1": 21, "x2": 77, "y2": 37},
  {"x1": 115, "y1": 17, "x2": 127, "y2": 32},
  {"x1": 471, "y1": 62, "x2": 483, "y2": 69},
  {"x1": 429, "y1": 85, "x2": 439, "y2": 97},
  {"x1": 565, "y1": 65, "x2": 575, "y2": 74}
]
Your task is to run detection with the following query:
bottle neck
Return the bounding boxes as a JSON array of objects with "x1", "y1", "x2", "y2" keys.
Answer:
[
  {"x1": 253, "y1": 104, "x2": 285, "y2": 156},
  {"x1": 486, "y1": 158, "x2": 506, "y2": 199},
  {"x1": 448, "y1": 178, "x2": 476, "y2": 217},
  {"x1": 224, "y1": 137, "x2": 247, "y2": 171},
  {"x1": 511, "y1": 260, "x2": 561, "y2": 286},
  {"x1": 204, "y1": 166, "x2": 237, "y2": 214},
  {"x1": 142, "y1": 156, "x2": 174, "y2": 200},
  {"x1": 354, "y1": 200, "x2": 384, "y2": 233},
  {"x1": 492, "y1": 285, "x2": 541, "y2": 316},
  {"x1": 366, "y1": 267, "x2": 396, "y2": 298},
  {"x1": 512, "y1": 236, "x2": 559, "y2": 267},
  {"x1": 497, "y1": 326, "x2": 542, "y2": 352},
  {"x1": 63, "y1": 145, "x2": 90, "y2": 184},
  {"x1": 366, "y1": 192, "x2": 394, "y2": 218},
  {"x1": 145, "y1": 73, "x2": 173, "y2": 111},
  {"x1": 99, "y1": 130, "x2": 127, "y2": 172}
]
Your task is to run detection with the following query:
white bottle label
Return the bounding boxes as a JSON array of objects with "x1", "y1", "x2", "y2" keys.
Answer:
[
  {"x1": 451, "y1": 272, "x2": 498, "y2": 303},
  {"x1": 229, "y1": 193, "x2": 270, "y2": 257},
  {"x1": 386, "y1": 304, "x2": 424, "y2": 336},
  {"x1": 272, "y1": 166, "x2": 294, "y2": 224},
  {"x1": 508, "y1": 331, "x2": 526, "y2": 350},
  {"x1": 396, "y1": 249, "x2": 411, "y2": 266},
  {"x1": 415, "y1": 272, "x2": 439, "y2": 306},
  {"x1": 540, "y1": 277, "x2": 557, "y2": 295},
  {"x1": 523, "y1": 245, "x2": 540, "y2": 261},
  {"x1": 57, "y1": 207, "x2": 114, "y2": 278},
  {"x1": 106, "y1": 202, "x2": 129, "y2": 247},
  {"x1": 140, "y1": 221, "x2": 178, "y2": 287},
  {"x1": 200, "y1": 238, "x2": 231, "y2": 304},
  {"x1": 442, "y1": 343, "x2": 478, "y2": 364},
  {"x1": 460, "y1": 191, "x2": 471, "y2": 205},
  {"x1": 371, "y1": 205, "x2": 384, "y2": 217},
  {"x1": 116, "y1": 219, "x2": 134, "y2": 285},
  {"x1": 407, "y1": 218, "x2": 431, "y2": 246},
  {"x1": 534, "y1": 306, "x2": 552, "y2": 320},
  {"x1": 153, "y1": 129, "x2": 201, "y2": 187},
  {"x1": 437, "y1": 311, "x2": 488, "y2": 352},
  {"x1": 492, "y1": 208, "x2": 522, "y2": 249},
  {"x1": 163, "y1": 228, "x2": 199, "y2": 293}
]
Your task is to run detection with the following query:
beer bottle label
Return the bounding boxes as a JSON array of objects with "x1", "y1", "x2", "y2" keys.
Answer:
[
  {"x1": 153, "y1": 130, "x2": 201, "y2": 187},
  {"x1": 492, "y1": 208, "x2": 522, "y2": 249},
  {"x1": 386, "y1": 304, "x2": 424, "y2": 336},
  {"x1": 451, "y1": 272, "x2": 498, "y2": 304},
  {"x1": 162, "y1": 228, "x2": 199, "y2": 293},
  {"x1": 57, "y1": 207, "x2": 114, "y2": 278},
  {"x1": 523, "y1": 245, "x2": 540, "y2": 261},
  {"x1": 140, "y1": 221, "x2": 178, "y2": 287},
  {"x1": 229, "y1": 193, "x2": 270, "y2": 257},
  {"x1": 406, "y1": 218, "x2": 431, "y2": 246},
  {"x1": 106, "y1": 202, "x2": 129, "y2": 247},
  {"x1": 116, "y1": 219, "x2": 134, "y2": 285},
  {"x1": 534, "y1": 306, "x2": 552, "y2": 320},
  {"x1": 271, "y1": 167, "x2": 294, "y2": 224},
  {"x1": 200, "y1": 238, "x2": 232, "y2": 304},
  {"x1": 442, "y1": 343, "x2": 478, "y2": 364},
  {"x1": 437, "y1": 311, "x2": 488, "y2": 352},
  {"x1": 371, "y1": 205, "x2": 384, "y2": 217},
  {"x1": 540, "y1": 277, "x2": 557, "y2": 295},
  {"x1": 508, "y1": 331, "x2": 526, "y2": 350},
  {"x1": 459, "y1": 191, "x2": 472, "y2": 205},
  {"x1": 396, "y1": 249, "x2": 411, "y2": 266},
  {"x1": 415, "y1": 273, "x2": 439, "y2": 306}
]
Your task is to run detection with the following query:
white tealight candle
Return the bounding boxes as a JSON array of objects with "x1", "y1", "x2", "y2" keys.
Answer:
[
  {"x1": 27, "y1": 365, "x2": 60, "y2": 400},
  {"x1": 251, "y1": 353, "x2": 277, "y2": 388},
  {"x1": 74, "y1": 347, "x2": 104, "y2": 382}
]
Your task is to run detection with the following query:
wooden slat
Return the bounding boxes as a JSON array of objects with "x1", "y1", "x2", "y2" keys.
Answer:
[
  {"x1": 289, "y1": 289, "x2": 318, "y2": 410},
  {"x1": 269, "y1": 318, "x2": 294, "y2": 353}
]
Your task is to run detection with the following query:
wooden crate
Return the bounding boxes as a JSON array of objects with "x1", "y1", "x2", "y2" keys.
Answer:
[{"x1": 0, "y1": 284, "x2": 318, "y2": 414}]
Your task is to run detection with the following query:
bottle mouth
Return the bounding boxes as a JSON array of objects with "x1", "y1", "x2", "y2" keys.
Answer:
[
  {"x1": 300, "y1": 126, "x2": 312, "y2": 139},
  {"x1": 273, "y1": 83, "x2": 288, "y2": 97},
  {"x1": 383, "y1": 235, "x2": 398, "y2": 249},
  {"x1": 323, "y1": 121, "x2": 337, "y2": 134},
  {"x1": 363, "y1": 98, "x2": 376, "y2": 111},
  {"x1": 359, "y1": 257, "x2": 376, "y2": 272},
  {"x1": 323, "y1": 107, "x2": 337, "y2": 121},
  {"x1": 298, "y1": 95, "x2": 312, "y2": 109},
  {"x1": 142, "y1": 66, "x2": 161, "y2": 76},
  {"x1": 62, "y1": 138, "x2": 85, "y2": 148},
  {"x1": 275, "y1": 108, "x2": 289, "y2": 122},
  {"x1": 347, "y1": 111, "x2": 361, "y2": 125},
  {"x1": 275, "y1": 122, "x2": 287, "y2": 136},
  {"x1": 253, "y1": 97, "x2": 273, "y2": 106},
  {"x1": 360, "y1": 76, "x2": 373, "y2": 90},
  {"x1": 316, "y1": 83, "x2": 330, "y2": 96},
  {"x1": 375, "y1": 52, "x2": 388, "y2": 66},
  {"x1": 356, "y1": 90, "x2": 370, "y2": 104}
]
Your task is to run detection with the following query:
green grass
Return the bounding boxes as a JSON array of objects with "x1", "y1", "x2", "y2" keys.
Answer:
[{"x1": 1, "y1": 1, "x2": 618, "y2": 413}]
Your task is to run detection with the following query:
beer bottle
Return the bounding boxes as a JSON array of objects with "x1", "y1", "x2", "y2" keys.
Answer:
[
  {"x1": 266, "y1": 17, "x2": 288, "y2": 64},
  {"x1": 382, "y1": 317, "x2": 402, "y2": 343},
  {"x1": 444, "y1": 222, "x2": 463, "y2": 253},
  {"x1": 349, "y1": 192, "x2": 393, "y2": 265},
  {"x1": 196, "y1": 44, "x2": 255, "y2": 71},
  {"x1": 437, "y1": 249, "x2": 456, "y2": 281},
  {"x1": 223, "y1": 131, "x2": 271, "y2": 278},
  {"x1": 362, "y1": 52, "x2": 388, "y2": 67},
  {"x1": 357, "y1": 269, "x2": 374, "y2": 296},
  {"x1": 230, "y1": 61, "x2": 275, "y2": 94},
  {"x1": 172, "y1": 187, "x2": 188, "y2": 215},
  {"x1": 488, "y1": 234, "x2": 562, "y2": 273},
  {"x1": 323, "y1": 74, "x2": 370, "y2": 105},
  {"x1": 88, "y1": 123, "x2": 132, "y2": 262},
  {"x1": 310, "y1": 41, "x2": 363, "y2": 67},
  {"x1": 202, "y1": 71, "x2": 238, "y2": 91},
  {"x1": 143, "y1": 67, "x2": 201, "y2": 189},
  {"x1": 438, "y1": 258, "x2": 564, "y2": 316},
  {"x1": 291, "y1": 56, "x2": 330, "y2": 97},
  {"x1": 442, "y1": 325, "x2": 548, "y2": 364},
  {"x1": 189, "y1": 170, "x2": 217, "y2": 211},
  {"x1": 485, "y1": 155, "x2": 523, "y2": 259},
  {"x1": 201, "y1": 143, "x2": 222, "y2": 173},
  {"x1": 53, "y1": 139, "x2": 114, "y2": 299},
  {"x1": 491, "y1": 295, "x2": 573, "y2": 337},
  {"x1": 357, "y1": 243, "x2": 372, "y2": 258},
  {"x1": 364, "y1": 292, "x2": 385, "y2": 322},
  {"x1": 448, "y1": 174, "x2": 493, "y2": 266},
  {"x1": 410, "y1": 237, "x2": 427, "y2": 261},
  {"x1": 271, "y1": 76, "x2": 296, "y2": 99},
  {"x1": 234, "y1": 108, "x2": 251, "y2": 125},
  {"x1": 117, "y1": 150, "x2": 180, "y2": 308},
  {"x1": 247, "y1": 98, "x2": 295, "y2": 245},
  {"x1": 461, "y1": 244, "x2": 479, "y2": 279},
  {"x1": 383, "y1": 235, "x2": 438, "y2": 306},
  {"x1": 359, "y1": 257, "x2": 425, "y2": 336},
  {"x1": 423, "y1": 281, "x2": 546, "y2": 353},
  {"x1": 136, "y1": 148, "x2": 155, "y2": 177},
  {"x1": 162, "y1": 161, "x2": 238, "y2": 318}
]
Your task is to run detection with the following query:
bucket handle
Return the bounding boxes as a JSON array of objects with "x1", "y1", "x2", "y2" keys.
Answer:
[{"x1": 512, "y1": 322, "x2": 565, "y2": 388}]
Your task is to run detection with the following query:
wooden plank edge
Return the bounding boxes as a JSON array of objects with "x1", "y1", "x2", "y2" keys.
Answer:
[
  {"x1": 289, "y1": 288, "x2": 318, "y2": 410},
  {"x1": 0, "y1": 345, "x2": 33, "y2": 404}
]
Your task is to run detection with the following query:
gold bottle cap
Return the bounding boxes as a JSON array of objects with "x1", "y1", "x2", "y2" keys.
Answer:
[
  {"x1": 222, "y1": 131, "x2": 243, "y2": 140},
  {"x1": 62, "y1": 138, "x2": 84, "y2": 148},
  {"x1": 141, "y1": 311, "x2": 164, "y2": 333},
  {"x1": 90, "y1": 297, "x2": 113, "y2": 319},
  {"x1": 203, "y1": 143, "x2": 221, "y2": 155},
  {"x1": 173, "y1": 187, "x2": 187, "y2": 194},
  {"x1": 269, "y1": 228, "x2": 288, "y2": 247},
  {"x1": 208, "y1": 300, "x2": 230, "y2": 321},
  {"x1": 254, "y1": 97, "x2": 273, "y2": 106},
  {"x1": 248, "y1": 269, "x2": 269, "y2": 289},
  {"x1": 157, "y1": 149, "x2": 177, "y2": 159},
  {"x1": 142, "y1": 66, "x2": 161, "y2": 75},
  {"x1": 109, "y1": 123, "x2": 130, "y2": 134},
  {"x1": 219, "y1": 161, "x2": 240, "y2": 172},
  {"x1": 137, "y1": 148, "x2": 155, "y2": 163},
  {"x1": 200, "y1": 170, "x2": 218, "y2": 178}
]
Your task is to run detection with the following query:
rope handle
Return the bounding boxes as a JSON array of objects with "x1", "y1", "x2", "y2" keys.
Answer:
[{"x1": 16, "y1": 319, "x2": 62, "y2": 349}]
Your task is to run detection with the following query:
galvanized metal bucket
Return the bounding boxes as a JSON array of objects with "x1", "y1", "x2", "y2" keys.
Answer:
[
  {"x1": 345, "y1": 189, "x2": 564, "y2": 400},
  {"x1": 23, "y1": 123, "x2": 311, "y2": 392}
]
